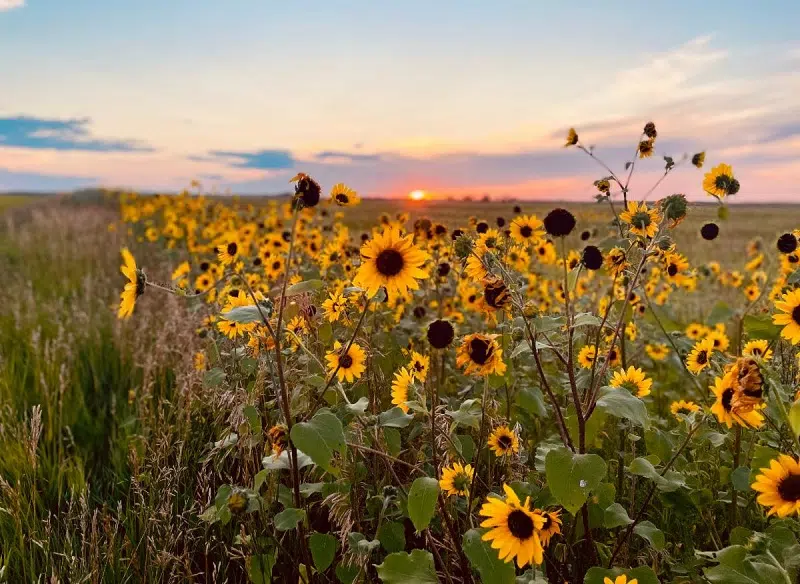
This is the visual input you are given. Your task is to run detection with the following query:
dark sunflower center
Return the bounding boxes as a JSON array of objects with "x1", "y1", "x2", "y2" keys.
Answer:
[
  {"x1": 468, "y1": 338, "x2": 492, "y2": 365},
  {"x1": 520, "y1": 225, "x2": 533, "y2": 238},
  {"x1": 696, "y1": 351, "x2": 708, "y2": 365},
  {"x1": 336, "y1": 193, "x2": 349, "y2": 204},
  {"x1": 667, "y1": 264, "x2": 678, "y2": 276},
  {"x1": 714, "y1": 174, "x2": 732, "y2": 191},
  {"x1": 751, "y1": 347, "x2": 762, "y2": 355},
  {"x1": 497, "y1": 434, "x2": 513, "y2": 449},
  {"x1": 541, "y1": 515, "x2": 553, "y2": 530},
  {"x1": 414, "y1": 361, "x2": 424, "y2": 372},
  {"x1": 631, "y1": 212, "x2": 651, "y2": 229},
  {"x1": 777, "y1": 473, "x2": 800, "y2": 502},
  {"x1": 376, "y1": 249, "x2": 405, "y2": 277},
  {"x1": 339, "y1": 354, "x2": 354, "y2": 368},
  {"x1": 227, "y1": 242, "x2": 238, "y2": 256},
  {"x1": 272, "y1": 261, "x2": 282, "y2": 270},
  {"x1": 722, "y1": 388, "x2": 734, "y2": 412},
  {"x1": 507, "y1": 510, "x2": 535, "y2": 539},
  {"x1": 792, "y1": 306, "x2": 800, "y2": 325}
]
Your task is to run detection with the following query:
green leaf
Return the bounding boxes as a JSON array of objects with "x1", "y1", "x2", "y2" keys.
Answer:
[
  {"x1": 703, "y1": 545, "x2": 783, "y2": 584},
  {"x1": 285, "y1": 279, "x2": 324, "y2": 297},
  {"x1": 545, "y1": 447, "x2": 607, "y2": 515},
  {"x1": 379, "y1": 407, "x2": 414, "y2": 428},
  {"x1": 462, "y1": 528, "x2": 515, "y2": 584},
  {"x1": 731, "y1": 466, "x2": 752, "y2": 491},
  {"x1": 376, "y1": 549, "x2": 438, "y2": 584},
  {"x1": 248, "y1": 552, "x2": 276, "y2": 584},
  {"x1": 531, "y1": 315, "x2": 566, "y2": 333},
  {"x1": 377, "y1": 521, "x2": 406, "y2": 553},
  {"x1": 203, "y1": 368, "x2": 226, "y2": 388},
  {"x1": 222, "y1": 304, "x2": 269, "y2": 324},
  {"x1": 346, "y1": 397, "x2": 370, "y2": 415},
  {"x1": 707, "y1": 301, "x2": 733, "y2": 325},
  {"x1": 634, "y1": 520, "x2": 665, "y2": 550},
  {"x1": 516, "y1": 386, "x2": 547, "y2": 417},
  {"x1": 274, "y1": 507, "x2": 306, "y2": 531},
  {"x1": 383, "y1": 427, "x2": 402, "y2": 456},
  {"x1": 244, "y1": 405, "x2": 262, "y2": 435},
  {"x1": 407, "y1": 477, "x2": 440, "y2": 532},
  {"x1": 336, "y1": 564, "x2": 360, "y2": 584},
  {"x1": 446, "y1": 399, "x2": 482, "y2": 429},
  {"x1": 789, "y1": 399, "x2": 800, "y2": 440},
  {"x1": 290, "y1": 410, "x2": 345, "y2": 474},
  {"x1": 572, "y1": 312, "x2": 604, "y2": 328},
  {"x1": 595, "y1": 387, "x2": 650, "y2": 429},
  {"x1": 603, "y1": 503, "x2": 633, "y2": 528},
  {"x1": 743, "y1": 314, "x2": 782, "y2": 341},
  {"x1": 309, "y1": 532, "x2": 338, "y2": 572},
  {"x1": 628, "y1": 457, "x2": 685, "y2": 492},
  {"x1": 584, "y1": 566, "x2": 660, "y2": 584}
]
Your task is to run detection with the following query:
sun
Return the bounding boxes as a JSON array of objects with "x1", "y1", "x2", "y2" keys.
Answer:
[{"x1": 409, "y1": 189, "x2": 426, "y2": 201}]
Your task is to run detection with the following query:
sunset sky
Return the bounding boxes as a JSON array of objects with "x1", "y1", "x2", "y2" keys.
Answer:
[{"x1": 1, "y1": 1, "x2": 799, "y2": 201}]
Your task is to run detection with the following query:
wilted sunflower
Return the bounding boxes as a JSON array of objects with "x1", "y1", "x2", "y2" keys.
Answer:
[
  {"x1": 703, "y1": 163, "x2": 737, "y2": 199},
  {"x1": 564, "y1": 128, "x2": 579, "y2": 147},
  {"x1": 686, "y1": 338, "x2": 715, "y2": 374},
  {"x1": 267, "y1": 424, "x2": 288, "y2": 456},
  {"x1": 483, "y1": 277, "x2": 511, "y2": 310},
  {"x1": 487, "y1": 426, "x2": 520, "y2": 457},
  {"x1": 325, "y1": 341, "x2": 366, "y2": 382},
  {"x1": 751, "y1": 454, "x2": 800, "y2": 517},
  {"x1": 638, "y1": 138, "x2": 655, "y2": 158},
  {"x1": 692, "y1": 151, "x2": 706, "y2": 168},
  {"x1": 479, "y1": 484, "x2": 545, "y2": 568},
  {"x1": 710, "y1": 367, "x2": 764, "y2": 429},
  {"x1": 670, "y1": 400, "x2": 700, "y2": 420},
  {"x1": 330, "y1": 183, "x2": 360, "y2": 206},
  {"x1": 730, "y1": 357, "x2": 764, "y2": 413},
  {"x1": 118, "y1": 248, "x2": 145, "y2": 319},
  {"x1": 772, "y1": 289, "x2": 800, "y2": 344},
  {"x1": 536, "y1": 510, "x2": 562, "y2": 546},
  {"x1": 456, "y1": 333, "x2": 507, "y2": 376},
  {"x1": 354, "y1": 228, "x2": 430, "y2": 298},
  {"x1": 439, "y1": 462, "x2": 474, "y2": 497},
  {"x1": 609, "y1": 366, "x2": 652, "y2": 398},
  {"x1": 620, "y1": 201, "x2": 661, "y2": 239},
  {"x1": 743, "y1": 339, "x2": 773, "y2": 360},
  {"x1": 509, "y1": 215, "x2": 544, "y2": 245},
  {"x1": 391, "y1": 366, "x2": 414, "y2": 413}
]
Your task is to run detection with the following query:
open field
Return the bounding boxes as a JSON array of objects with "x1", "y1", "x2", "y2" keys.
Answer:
[{"x1": 1, "y1": 192, "x2": 799, "y2": 583}]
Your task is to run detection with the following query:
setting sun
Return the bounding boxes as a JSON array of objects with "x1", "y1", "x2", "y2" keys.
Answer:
[{"x1": 409, "y1": 189, "x2": 426, "y2": 201}]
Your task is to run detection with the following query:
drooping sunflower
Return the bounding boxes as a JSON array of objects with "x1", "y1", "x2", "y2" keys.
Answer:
[
  {"x1": 487, "y1": 426, "x2": 520, "y2": 457},
  {"x1": 703, "y1": 163, "x2": 737, "y2": 199},
  {"x1": 730, "y1": 357, "x2": 765, "y2": 413},
  {"x1": 483, "y1": 277, "x2": 511, "y2": 310},
  {"x1": 620, "y1": 201, "x2": 661, "y2": 238},
  {"x1": 391, "y1": 366, "x2": 414, "y2": 413},
  {"x1": 645, "y1": 343, "x2": 669, "y2": 361},
  {"x1": 751, "y1": 454, "x2": 800, "y2": 517},
  {"x1": 670, "y1": 400, "x2": 700, "y2": 420},
  {"x1": 772, "y1": 289, "x2": 800, "y2": 344},
  {"x1": 439, "y1": 462, "x2": 474, "y2": 497},
  {"x1": 330, "y1": 183, "x2": 360, "y2": 207},
  {"x1": 479, "y1": 484, "x2": 545, "y2": 568},
  {"x1": 325, "y1": 341, "x2": 367, "y2": 382},
  {"x1": 536, "y1": 509, "x2": 562, "y2": 546},
  {"x1": 408, "y1": 350, "x2": 430, "y2": 382},
  {"x1": 354, "y1": 228, "x2": 430, "y2": 298},
  {"x1": 118, "y1": 247, "x2": 145, "y2": 319},
  {"x1": 456, "y1": 333, "x2": 507, "y2": 376},
  {"x1": 692, "y1": 151, "x2": 706, "y2": 168},
  {"x1": 609, "y1": 366, "x2": 652, "y2": 398},
  {"x1": 710, "y1": 367, "x2": 764, "y2": 429},
  {"x1": 564, "y1": 128, "x2": 579, "y2": 147},
  {"x1": 509, "y1": 215, "x2": 544, "y2": 245},
  {"x1": 743, "y1": 339, "x2": 773, "y2": 361},
  {"x1": 686, "y1": 338, "x2": 715, "y2": 375},
  {"x1": 638, "y1": 138, "x2": 655, "y2": 158}
]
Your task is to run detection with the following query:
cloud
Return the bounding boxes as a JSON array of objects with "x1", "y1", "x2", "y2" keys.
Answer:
[
  {"x1": 0, "y1": 116, "x2": 152, "y2": 152},
  {"x1": 0, "y1": 0, "x2": 24, "y2": 12},
  {"x1": 204, "y1": 149, "x2": 295, "y2": 170},
  {"x1": 314, "y1": 150, "x2": 382, "y2": 163},
  {"x1": 0, "y1": 168, "x2": 94, "y2": 191}
]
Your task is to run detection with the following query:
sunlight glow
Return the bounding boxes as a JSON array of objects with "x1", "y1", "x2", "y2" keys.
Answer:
[{"x1": 409, "y1": 189, "x2": 426, "y2": 201}]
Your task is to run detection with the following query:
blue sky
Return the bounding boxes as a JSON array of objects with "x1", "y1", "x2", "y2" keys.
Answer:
[{"x1": 1, "y1": 0, "x2": 799, "y2": 200}]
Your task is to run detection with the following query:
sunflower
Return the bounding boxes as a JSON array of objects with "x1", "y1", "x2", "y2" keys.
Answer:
[
  {"x1": 686, "y1": 338, "x2": 715, "y2": 374},
  {"x1": 605, "y1": 247, "x2": 628, "y2": 277},
  {"x1": 773, "y1": 289, "x2": 800, "y2": 344},
  {"x1": 645, "y1": 343, "x2": 669, "y2": 361},
  {"x1": 217, "y1": 318, "x2": 256, "y2": 339},
  {"x1": 321, "y1": 291, "x2": 348, "y2": 323},
  {"x1": 267, "y1": 424, "x2": 288, "y2": 456},
  {"x1": 483, "y1": 277, "x2": 511, "y2": 310},
  {"x1": 479, "y1": 484, "x2": 545, "y2": 568},
  {"x1": 578, "y1": 345, "x2": 597, "y2": 369},
  {"x1": 604, "y1": 576, "x2": 638, "y2": 584},
  {"x1": 408, "y1": 350, "x2": 430, "y2": 381},
  {"x1": 564, "y1": 128, "x2": 579, "y2": 147},
  {"x1": 391, "y1": 366, "x2": 414, "y2": 413},
  {"x1": 536, "y1": 510, "x2": 562, "y2": 546},
  {"x1": 193, "y1": 352, "x2": 206, "y2": 371},
  {"x1": 325, "y1": 341, "x2": 367, "y2": 382},
  {"x1": 685, "y1": 323, "x2": 708, "y2": 341},
  {"x1": 620, "y1": 201, "x2": 661, "y2": 238},
  {"x1": 730, "y1": 357, "x2": 764, "y2": 413},
  {"x1": 439, "y1": 462, "x2": 474, "y2": 497},
  {"x1": 118, "y1": 247, "x2": 145, "y2": 319},
  {"x1": 509, "y1": 215, "x2": 544, "y2": 245},
  {"x1": 638, "y1": 138, "x2": 655, "y2": 158},
  {"x1": 743, "y1": 339, "x2": 773, "y2": 361},
  {"x1": 456, "y1": 333, "x2": 507, "y2": 377},
  {"x1": 710, "y1": 367, "x2": 764, "y2": 429},
  {"x1": 609, "y1": 366, "x2": 652, "y2": 398},
  {"x1": 751, "y1": 455, "x2": 800, "y2": 517},
  {"x1": 703, "y1": 163, "x2": 737, "y2": 199},
  {"x1": 217, "y1": 233, "x2": 242, "y2": 266},
  {"x1": 704, "y1": 330, "x2": 730, "y2": 352},
  {"x1": 354, "y1": 228, "x2": 430, "y2": 298},
  {"x1": 330, "y1": 183, "x2": 360, "y2": 207},
  {"x1": 670, "y1": 400, "x2": 700, "y2": 420},
  {"x1": 487, "y1": 426, "x2": 520, "y2": 457}
]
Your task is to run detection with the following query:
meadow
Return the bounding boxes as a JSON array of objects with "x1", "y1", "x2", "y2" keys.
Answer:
[{"x1": 1, "y1": 131, "x2": 799, "y2": 584}]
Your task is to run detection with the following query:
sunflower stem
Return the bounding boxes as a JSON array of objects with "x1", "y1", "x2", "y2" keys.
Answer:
[{"x1": 466, "y1": 376, "x2": 491, "y2": 526}]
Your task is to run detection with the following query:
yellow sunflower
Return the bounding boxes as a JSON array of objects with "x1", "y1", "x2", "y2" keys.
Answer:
[
  {"x1": 620, "y1": 201, "x2": 661, "y2": 238},
  {"x1": 685, "y1": 322, "x2": 708, "y2": 341},
  {"x1": 487, "y1": 426, "x2": 520, "y2": 457},
  {"x1": 609, "y1": 366, "x2": 652, "y2": 398},
  {"x1": 578, "y1": 345, "x2": 597, "y2": 369},
  {"x1": 354, "y1": 228, "x2": 430, "y2": 298},
  {"x1": 536, "y1": 509, "x2": 562, "y2": 546},
  {"x1": 670, "y1": 400, "x2": 700, "y2": 420},
  {"x1": 604, "y1": 576, "x2": 638, "y2": 584},
  {"x1": 439, "y1": 462, "x2": 474, "y2": 497},
  {"x1": 751, "y1": 455, "x2": 800, "y2": 517},
  {"x1": 743, "y1": 339, "x2": 773, "y2": 361},
  {"x1": 217, "y1": 233, "x2": 242, "y2": 266},
  {"x1": 330, "y1": 183, "x2": 360, "y2": 207},
  {"x1": 456, "y1": 334, "x2": 507, "y2": 377},
  {"x1": 325, "y1": 341, "x2": 367, "y2": 383},
  {"x1": 408, "y1": 350, "x2": 430, "y2": 382},
  {"x1": 645, "y1": 343, "x2": 669, "y2": 361},
  {"x1": 773, "y1": 289, "x2": 800, "y2": 344},
  {"x1": 703, "y1": 163, "x2": 737, "y2": 199},
  {"x1": 391, "y1": 366, "x2": 414, "y2": 413},
  {"x1": 479, "y1": 484, "x2": 545, "y2": 568},
  {"x1": 509, "y1": 215, "x2": 544, "y2": 245},
  {"x1": 605, "y1": 247, "x2": 628, "y2": 277},
  {"x1": 217, "y1": 318, "x2": 256, "y2": 339},
  {"x1": 686, "y1": 338, "x2": 715, "y2": 375},
  {"x1": 564, "y1": 128, "x2": 579, "y2": 147},
  {"x1": 321, "y1": 291, "x2": 348, "y2": 323},
  {"x1": 710, "y1": 367, "x2": 764, "y2": 429},
  {"x1": 118, "y1": 247, "x2": 145, "y2": 319},
  {"x1": 704, "y1": 330, "x2": 730, "y2": 352}
]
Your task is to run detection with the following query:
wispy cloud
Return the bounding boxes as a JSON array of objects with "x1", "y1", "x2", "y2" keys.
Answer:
[
  {"x1": 0, "y1": 0, "x2": 24, "y2": 12},
  {"x1": 203, "y1": 149, "x2": 295, "y2": 170},
  {"x1": 314, "y1": 150, "x2": 382, "y2": 163},
  {"x1": 0, "y1": 116, "x2": 153, "y2": 152}
]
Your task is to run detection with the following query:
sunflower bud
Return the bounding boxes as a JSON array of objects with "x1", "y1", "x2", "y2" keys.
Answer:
[
  {"x1": 522, "y1": 300, "x2": 538, "y2": 319},
  {"x1": 454, "y1": 234, "x2": 475, "y2": 261},
  {"x1": 227, "y1": 489, "x2": 249, "y2": 515},
  {"x1": 659, "y1": 194, "x2": 688, "y2": 228}
]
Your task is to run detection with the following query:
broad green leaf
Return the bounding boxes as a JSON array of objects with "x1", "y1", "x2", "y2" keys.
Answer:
[
  {"x1": 274, "y1": 507, "x2": 306, "y2": 531},
  {"x1": 628, "y1": 457, "x2": 685, "y2": 492},
  {"x1": 248, "y1": 552, "x2": 276, "y2": 584},
  {"x1": 545, "y1": 447, "x2": 607, "y2": 514},
  {"x1": 731, "y1": 466, "x2": 752, "y2": 491},
  {"x1": 376, "y1": 549, "x2": 438, "y2": 584},
  {"x1": 703, "y1": 545, "x2": 783, "y2": 584},
  {"x1": 346, "y1": 397, "x2": 370, "y2": 415},
  {"x1": 516, "y1": 386, "x2": 547, "y2": 417},
  {"x1": 222, "y1": 304, "x2": 269, "y2": 324},
  {"x1": 407, "y1": 477, "x2": 440, "y2": 532},
  {"x1": 531, "y1": 315, "x2": 566, "y2": 333},
  {"x1": 383, "y1": 427, "x2": 402, "y2": 456},
  {"x1": 572, "y1": 312, "x2": 604, "y2": 328},
  {"x1": 743, "y1": 314, "x2": 782, "y2": 341},
  {"x1": 243, "y1": 405, "x2": 262, "y2": 435},
  {"x1": 596, "y1": 386, "x2": 650, "y2": 429},
  {"x1": 289, "y1": 410, "x2": 345, "y2": 474},
  {"x1": 309, "y1": 532, "x2": 338, "y2": 572},
  {"x1": 584, "y1": 566, "x2": 659, "y2": 584},
  {"x1": 377, "y1": 521, "x2": 406, "y2": 553},
  {"x1": 603, "y1": 503, "x2": 633, "y2": 528},
  {"x1": 446, "y1": 399, "x2": 482, "y2": 429},
  {"x1": 462, "y1": 528, "x2": 515, "y2": 584},
  {"x1": 789, "y1": 400, "x2": 800, "y2": 440},
  {"x1": 379, "y1": 407, "x2": 414, "y2": 428},
  {"x1": 634, "y1": 520, "x2": 665, "y2": 550},
  {"x1": 285, "y1": 279, "x2": 324, "y2": 296},
  {"x1": 203, "y1": 368, "x2": 226, "y2": 388},
  {"x1": 707, "y1": 301, "x2": 733, "y2": 325},
  {"x1": 336, "y1": 564, "x2": 360, "y2": 584}
]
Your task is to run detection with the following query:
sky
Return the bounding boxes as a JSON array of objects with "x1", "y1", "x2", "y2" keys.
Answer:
[{"x1": 1, "y1": 1, "x2": 799, "y2": 201}]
